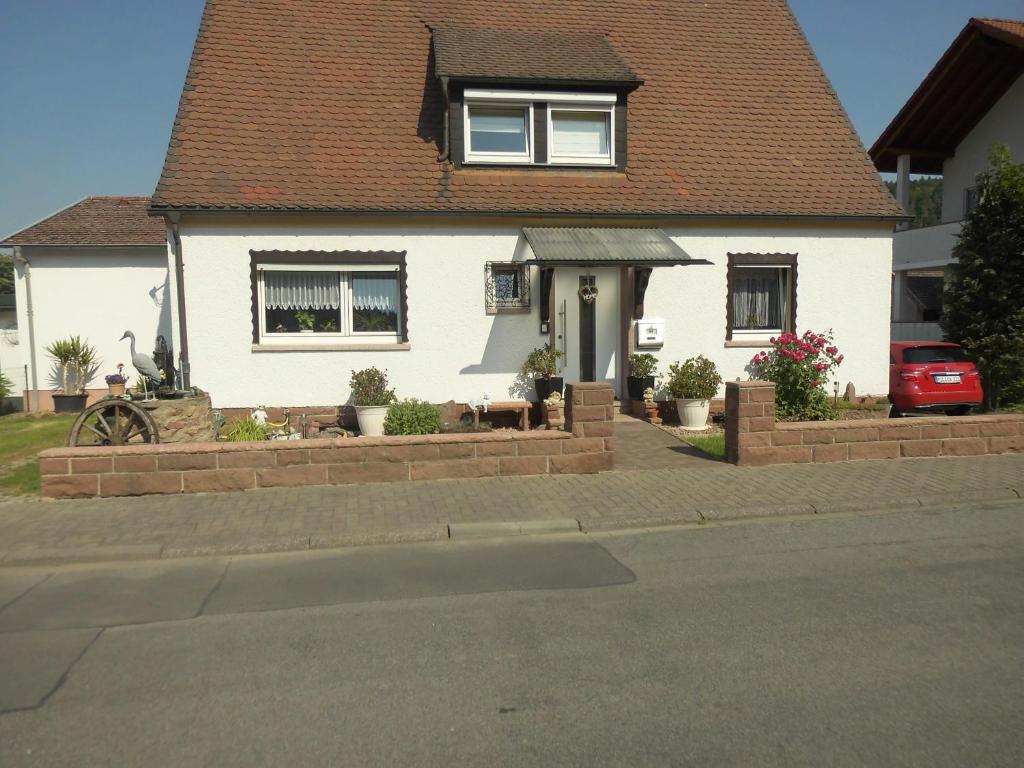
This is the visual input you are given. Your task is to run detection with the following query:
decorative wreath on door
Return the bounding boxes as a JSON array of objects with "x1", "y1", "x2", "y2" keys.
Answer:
[{"x1": 578, "y1": 284, "x2": 599, "y2": 304}]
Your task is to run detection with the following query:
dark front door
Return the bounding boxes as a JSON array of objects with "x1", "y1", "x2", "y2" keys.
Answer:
[{"x1": 579, "y1": 276, "x2": 597, "y2": 382}]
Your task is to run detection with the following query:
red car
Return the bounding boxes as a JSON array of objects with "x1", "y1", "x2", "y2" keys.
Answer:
[{"x1": 889, "y1": 341, "x2": 983, "y2": 417}]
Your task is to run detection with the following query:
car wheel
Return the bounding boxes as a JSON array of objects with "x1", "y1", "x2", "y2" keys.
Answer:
[{"x1": 888, "y1": 404, "x2": 903, "y2": 419}]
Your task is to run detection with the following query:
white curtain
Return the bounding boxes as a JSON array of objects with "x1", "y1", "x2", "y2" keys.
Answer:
[
  {"x1": 352, "y1": 274, "x2": 398, "y2": 312},
  {"x1": 264, "y1": 271, "x2": 341, "y2": 310},
  {"x1": 733, "y1": 268, "x2": 783, "y2": 329},
  {"x1": 552, "y1": 111, "x2": 609, "y2": 156}
]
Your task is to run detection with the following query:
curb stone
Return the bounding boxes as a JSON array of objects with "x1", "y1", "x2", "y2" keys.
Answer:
[{"x1": 0, "y1": 490, "x2": 1021, "y2": 568}]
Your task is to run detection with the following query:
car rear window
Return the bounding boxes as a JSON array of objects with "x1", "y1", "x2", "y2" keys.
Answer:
[{"x1": 903, "y1": 346, "x2": 969, "y2": 364}]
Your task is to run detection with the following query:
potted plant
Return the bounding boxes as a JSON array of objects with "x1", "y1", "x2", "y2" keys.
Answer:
[
  {"x1": 666, "y1": 355, "x2": 722, "y2": 430},
  {"x1": 521, "y1": 344, "x2": 565, "y2": 401},
  {"x1": 45, "y1": 335, "x2": 98, "y2": 413},
  {"x1": 295, "y1": 310, "x2": 316, "y2": 333},
  {"x1": 105, "y1": 364, "x2": 129, "y2": 397},
  {"x1": 350, "y1": 367, "x2": 397, "y2": 436},
  {"x1": 627, "y1": 352, "x2": 659, "y2": 401}
]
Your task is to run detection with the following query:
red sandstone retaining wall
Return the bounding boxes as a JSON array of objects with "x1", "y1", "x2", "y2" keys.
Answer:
[
  {"x1": 39, "y1": 383, "x2": 615, "y2": 499},
  {"x1": 725, "y1": 381, "x2": 1024, "y2": 466}
]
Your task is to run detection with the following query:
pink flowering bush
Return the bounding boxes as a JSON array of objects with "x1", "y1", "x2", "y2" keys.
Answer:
[{"x1": 750, "y1": 329, "x2": 844, "y2": 421}]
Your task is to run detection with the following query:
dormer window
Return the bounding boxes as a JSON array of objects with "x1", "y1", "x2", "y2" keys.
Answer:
[
  {"x1": 465, "y1": 104, "x2": 534, "y2": 163},
  {"x1": 462, "y1": 89, "x2": 617, "y2": 167},
  {"x1": 549, "y1": 107, "x2": 613, "y2": 165}
]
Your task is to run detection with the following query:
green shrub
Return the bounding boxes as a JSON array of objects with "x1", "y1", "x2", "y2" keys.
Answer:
[
  {"x1": 666, "y1": 355, "x2": 722, "y2": 400},
  {"x1": 628, "y1": 352, "x2": 659, "y2": 378},
  {"x1": 521, "y1": 344, "x2": 564, "y2": 378},
  {"x1": 0, "y1": 371, "x2": 12, "y2": 401},
  {"x1": 222, "y1": 417, "x2": 269, "y2": 442},
  {"x1": 350, "y1": 367, "x2": 397, "y2": 407},
  {"x1": 384, "y1": 399, "x2": 442, "y2": 435}
]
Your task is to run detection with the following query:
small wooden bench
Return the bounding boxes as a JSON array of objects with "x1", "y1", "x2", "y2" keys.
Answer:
[{"x1": 472, "y1": 400, "x2": 531, "y2": 431}]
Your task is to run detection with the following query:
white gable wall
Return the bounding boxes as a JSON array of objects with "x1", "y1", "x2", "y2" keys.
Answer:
[
  {"x1": 14, "y1": 246, "x2": 172, "y2": 402},
  {"x1": 941, "y1": 72, "x2": 1024, "y2": 223},
  {"x1": 176, "y1": 217, "x2": 892, "y2": 408}
]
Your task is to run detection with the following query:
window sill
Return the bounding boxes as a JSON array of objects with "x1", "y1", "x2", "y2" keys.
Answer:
[
  {"x1": 724, "y1": 339, "x2": 774, "y2": 348},
  {"x1": 486, "y1": 306, "x2": 531, "y2": 315},
  {"x1": 252, "y1": 343, "x2": 411, "y2": 352}
]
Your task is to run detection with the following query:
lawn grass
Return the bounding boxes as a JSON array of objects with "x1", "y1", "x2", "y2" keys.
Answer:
[
  {"x1": 0, "y1": 413, "x2": 77, "y2": 495},
  {"x1": 683, "y1": 432, "x2": 726, "y2": 460}
]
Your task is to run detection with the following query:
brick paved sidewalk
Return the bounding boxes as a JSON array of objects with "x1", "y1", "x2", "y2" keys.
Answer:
[{"x1": 1, "y1": 452, "x2": 1021, "y2": 564}]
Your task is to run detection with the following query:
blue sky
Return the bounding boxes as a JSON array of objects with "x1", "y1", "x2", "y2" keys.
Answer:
[{"x1": 1, "y1": 0, "x2": 1021, "y2": 237}]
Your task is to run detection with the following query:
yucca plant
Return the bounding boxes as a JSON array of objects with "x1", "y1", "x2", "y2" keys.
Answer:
[{"x1": 45, "y1": 335, "x2": 99, "y2": 394}]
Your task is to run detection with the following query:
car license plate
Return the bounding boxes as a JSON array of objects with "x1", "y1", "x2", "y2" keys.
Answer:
[{"x1": 934, "y1": 374, "x2": 961, "y2": 384}]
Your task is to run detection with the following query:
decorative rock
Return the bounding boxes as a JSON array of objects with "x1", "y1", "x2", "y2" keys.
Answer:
[{"x1": 844, "y1": 382, "x2": 857, "y2": 401}]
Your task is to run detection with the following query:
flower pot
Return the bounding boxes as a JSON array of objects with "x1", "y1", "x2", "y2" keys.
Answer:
[
  {"x1": 53, "y1": 393, "x2": 88, "y2": 413},
  {"x1": 626, "y1": 376, "x2": 655, "y2": 401},
  {"x1": 533, "y1": 377, "x2": 563, "y2": 402},
  {"x1": 354, "y1": 405, "x2": 389, "y2": 436},
  {"x1": 108, "y1": 383, "x2": 126, "y2": 397},
  {"x1": 675, "y1": 398, "x2": 711, "y2": 431}
]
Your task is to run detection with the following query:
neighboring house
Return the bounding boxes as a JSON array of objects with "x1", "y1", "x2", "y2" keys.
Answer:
[
  {"x1": 1, "y1": 197, "x2": 170, "y2": 411},
  {"x1": 871, "y1": 17, "x2": 1024, "y2": 342},
  {"x1": 15, "y1": 1, "x2": 903, "y2": 413}
]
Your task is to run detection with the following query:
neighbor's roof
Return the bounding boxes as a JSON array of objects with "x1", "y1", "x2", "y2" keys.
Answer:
[
  {"x1": 432, "y1": 27, "x2": 641, "y2": 86},
  {"x1": 1, "y1": 197, "x2": 166, "y2": 247},
  {"x1": 871, "y1": 18, "x2": 1024, "y2": 174},
  {"x1": 523, "y1": 227, "x2": 705, "y2": 265},
  {"x1": 152, "y1": 0, "x2": 901, "y2": 219}
]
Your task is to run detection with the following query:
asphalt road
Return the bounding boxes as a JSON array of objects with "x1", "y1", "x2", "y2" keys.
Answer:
[{"x1": 1, "y1": 501, "x2": 1022, "y2": 766}]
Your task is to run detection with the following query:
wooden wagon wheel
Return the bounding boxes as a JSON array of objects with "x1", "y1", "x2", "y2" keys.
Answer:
[{"x1": 68, "y1": 400, "x2": 160, "y2": 447}]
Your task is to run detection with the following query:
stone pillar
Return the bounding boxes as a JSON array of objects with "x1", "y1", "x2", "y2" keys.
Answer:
[
  {"x1": 724, "y1": 381, "x2": 776, "y2": 465},
  {"x1": 564, "y1": 382, "x2": 615, "y2": 440}
]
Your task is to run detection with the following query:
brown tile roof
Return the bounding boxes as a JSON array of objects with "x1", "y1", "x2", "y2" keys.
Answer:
[
  {"x1": 2, "y1": 197, "x2": 166, "y2": 247},
  {"x1": 871, "y1": 17, "x2": 1024, "y2": 174},
  {"x1": 152, "y1": 0, "x2": 901, "y2": 219},
  {"x1": 432, "y1": 27, "x2": 640, "y2": 85}
]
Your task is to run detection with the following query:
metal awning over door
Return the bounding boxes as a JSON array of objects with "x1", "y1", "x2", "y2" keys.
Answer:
[{"x1": 522, "y1": 227, "x2": 709, "y2": 266}]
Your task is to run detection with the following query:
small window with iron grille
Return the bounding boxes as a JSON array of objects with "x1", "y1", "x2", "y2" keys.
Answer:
[{"x1": 485, "y1": 262, "x2": 530, "y2": 314}]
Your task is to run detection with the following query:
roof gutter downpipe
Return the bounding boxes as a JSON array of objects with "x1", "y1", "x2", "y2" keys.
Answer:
[
  {"x1": 438, "y1": 75, "x2": 451, "y2": 162},
  {"x1": 12, "y1": 247, "x2": 39, "y2": 412},
  {"x1": 168, "y1": 214, "x2": 191, "y2": 389}
]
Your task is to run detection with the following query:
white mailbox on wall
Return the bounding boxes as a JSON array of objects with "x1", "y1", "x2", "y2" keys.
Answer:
[{"x1": 635, "y1": 318, "x2": 665, "y2": 348}]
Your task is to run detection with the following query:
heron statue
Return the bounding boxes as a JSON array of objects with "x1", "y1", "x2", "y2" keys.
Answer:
[{"x1": 120, "y1": 331, "x2": 162, "y2": 400}]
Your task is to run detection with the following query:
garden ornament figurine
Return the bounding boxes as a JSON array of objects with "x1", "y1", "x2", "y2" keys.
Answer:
[{"x1": 119, "y1": 330, "x2": 162, "y2": 400}]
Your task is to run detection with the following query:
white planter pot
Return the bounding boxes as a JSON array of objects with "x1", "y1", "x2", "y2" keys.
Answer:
[
  {"x1": 354, "y1": 405, "x2": 389, "y2": 436},
  {"x1": 676, "y1": 398, "x2": 711, "y2": 431}
]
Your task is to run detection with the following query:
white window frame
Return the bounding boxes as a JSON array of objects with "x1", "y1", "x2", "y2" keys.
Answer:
[
  {"x1": 463, "y1": 101, "x2": 534, "y2": 165},
  {"x1": 257, "y1": 264, "x2": 401, "y2": 346},
  {"x1": 462, "y1": 89, "x2": 617, "y2": 166},
  {"x1": 730, "y1": 264, "x2": 792, "y2": 338},
  {"x1": 547, "y1": 103, "x2": 615, "y2": 166}
]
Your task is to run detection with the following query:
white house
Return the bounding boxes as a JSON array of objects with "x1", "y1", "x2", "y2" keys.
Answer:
[
  {"x1": 10, "y1": 1, "x2": 904, "y2": 413},
  {"x1": 871, "y1": 17, "x2": 1024, "y2": 342},
  {"x1": 1, "y1": 197, "x2": 170, "y2": 411}
]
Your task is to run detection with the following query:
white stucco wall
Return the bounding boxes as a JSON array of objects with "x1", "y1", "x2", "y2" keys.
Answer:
[
  {"x1": 176, "y1": 217, "x2": 892, "y2": 408},
  {"x1": 941, "y1": 72, "x2": 1024, "y2": 223},
  {"x1": 14, "y1": 247, "x2": 172, "y2": 394}
]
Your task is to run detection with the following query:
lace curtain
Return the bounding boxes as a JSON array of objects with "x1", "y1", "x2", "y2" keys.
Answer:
[
  {"x1": 352, "y1": 274, "x2": 398, "y2": 312},
  {"x1": 264, "y1": 271, "x2": 341, "y2": 310},
  {"x1": 733, "y1": 268, "x2": 783, "y2": 330}
]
